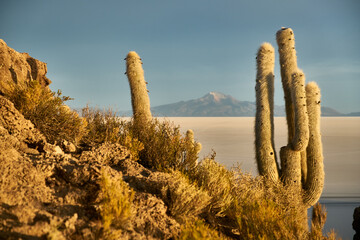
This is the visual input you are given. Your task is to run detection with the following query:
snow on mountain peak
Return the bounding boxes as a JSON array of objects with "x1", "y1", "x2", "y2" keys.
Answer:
[{"x1": 208, "y1": 92, "x2": 227, "y2": 102}]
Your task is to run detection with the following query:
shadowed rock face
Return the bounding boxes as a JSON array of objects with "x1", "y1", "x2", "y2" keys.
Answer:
[
  {"x1": 0, "y1": 95, "x2": 46, "y2": 152},
  {"x1": 0, "y1": 39, "x2": 51, "y2": 96}
]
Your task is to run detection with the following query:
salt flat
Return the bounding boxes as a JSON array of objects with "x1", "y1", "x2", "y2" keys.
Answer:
[{"x1": 167, "y1": 117, "x2": 360, "y2": 197}]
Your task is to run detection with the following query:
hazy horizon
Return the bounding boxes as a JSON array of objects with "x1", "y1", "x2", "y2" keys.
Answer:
[{"x1": 168, "y1": 117, "x2": 360, "y2": 198}]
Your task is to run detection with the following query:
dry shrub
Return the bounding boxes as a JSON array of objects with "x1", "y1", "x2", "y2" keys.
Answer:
[
  {"x1": 160, "y1": 171, "x2": 210, "y2": 223},
  {"x1": 80, "y1": 111, "x2": 199, "y2": 169},
  {"x1": 129, "y1": 118, "x2": 201, "y2": 172},
  {"x1": 227, "y1": 170, "x2": 308, "y2": 239},
  {"x1": 81, "y1": 107, "x2": 144, "y2": 160},
  {"x1": 310, "y1": 202, "x2": 327, "y2": 239},
  {"x1": 192, "y1": 157, "x2": 234, "y2": 218},
  {"x1": 99, "y1": 170, "x2": 134, "y2": 232},
  {"x1": 310, "y1": 203, "x2": 341, "y2": 240},
  {"x1": 7, "y1": 80, "x2": 87, "y2": 144},
  {"x1": 178, "y1": 219, "x2": 225, "y2": 240},
  {"x1": 224, "y1": 169, "x2": 340, "y2": 240},
  {"x1": 81, "y1": 106, "x2": 122, "y2": 147}
]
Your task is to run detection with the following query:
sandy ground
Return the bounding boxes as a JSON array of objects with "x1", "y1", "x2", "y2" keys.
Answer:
[{"x1": 167, "y1": 117, "x2": 360, "y2": 197}]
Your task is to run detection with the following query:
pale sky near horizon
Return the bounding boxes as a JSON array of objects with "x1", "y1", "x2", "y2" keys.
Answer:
[{"x1": 1, "y1": 0, "x2": 359, "y2": 113}]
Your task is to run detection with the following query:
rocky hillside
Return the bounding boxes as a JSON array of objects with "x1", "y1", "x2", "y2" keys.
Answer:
[{"x1": 0, "y1": 95, "x2": 183, "y2": 239}]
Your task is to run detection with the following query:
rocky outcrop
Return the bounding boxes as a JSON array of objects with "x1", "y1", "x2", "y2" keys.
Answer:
[
  {"x1": 0, "y1": 39, "x2": 51, "y2": 96},
  {"x1": 0, "y1": 95, "x2": 46, "y2": 153}
]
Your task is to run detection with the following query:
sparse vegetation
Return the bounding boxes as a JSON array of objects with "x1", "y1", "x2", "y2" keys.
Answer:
[
  {"x1": 99, "y1": 170, "x2": 134, "y2": 232},
  {"x1": 160, "y1": 170, "x2": 210, "y2": 223},
  {"x1": 228, "y1": 173, "x2": 307, "y2": 239},
  {"x1": 2, "y1": 90, "x2": 340, "y2": 239},
  {"x1": 123, "y1": 117, "x2": 201, "y2": 172},
  {"x1": 178, "y1": 219, "x2": 225, "y2": 240},
  {"x1": 191, "y1": 157, "x2": 234, "y2": 218},
  {"x1": 80, "y1": 107, "x2": 200, "y2": 168},
  {"x1": 7, "y1": 80, "x2": 87, "y2": 145},
  {"x1": 1, "y1": 95, "x2": 341, "y2": 239},
  {"x1": 80, "y1": 105, "x2": 123, "y2": 147}
]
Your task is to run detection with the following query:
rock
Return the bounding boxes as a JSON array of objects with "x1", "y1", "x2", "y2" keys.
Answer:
[
  {"x1": 80, "y1": 142, "x2": 131, "y2": 165},
  {"x1": 354, "y1": 206, "x2": 360, "y2": 240},
  {"x1": 61, "y1": 140, "x2": 77, "y2": 153},
  {"x1": 0, "y1": 39, "x2": 51, "y2": 96},
  {"x1": 44, "y1": 143, "x2": 64, "y2": 155},
  {"x1": 0, "y1": 95, "x2": 46, "y2": 151}
]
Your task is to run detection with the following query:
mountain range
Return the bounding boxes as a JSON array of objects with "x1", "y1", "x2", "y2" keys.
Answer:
[{"x1": 149, "y1": 92, "x2": 358, "y2": 117}]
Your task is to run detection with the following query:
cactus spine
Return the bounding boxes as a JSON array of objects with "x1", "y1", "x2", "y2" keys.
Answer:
[
  {"x1": 125, "y1": 51, "x2": 152, "y2": 124},
  {"x1": 255, "y1": 28, "x2": 324, "y2": 209}
]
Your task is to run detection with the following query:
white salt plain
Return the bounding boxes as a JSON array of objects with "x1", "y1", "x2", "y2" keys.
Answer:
[{"x1": 167, "y1": 117, "x2": 360, "y2": 239}]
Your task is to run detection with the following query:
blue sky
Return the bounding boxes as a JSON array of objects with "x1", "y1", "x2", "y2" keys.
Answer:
[{"x1": 1, "y1": 0, "x2": 359, "y2": 113}]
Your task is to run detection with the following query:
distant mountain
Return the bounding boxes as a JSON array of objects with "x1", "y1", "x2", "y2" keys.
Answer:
[
  {"x1": 152, "y1": 92, "x2": 284, "y2": 117},
  {"x1": 345, "y1": 112, "x2": 360, "y2": 116},
  {"x1": 151, "y1": 92, "x2": 347, "y2": 117},
  {"x1": 320, "y1": 107, "x2": 343, "y2": 117}
]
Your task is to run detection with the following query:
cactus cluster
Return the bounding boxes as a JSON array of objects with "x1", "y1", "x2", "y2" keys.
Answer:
[{"x1": 255, "y1": 28, "x2": 324, "y2": 208}]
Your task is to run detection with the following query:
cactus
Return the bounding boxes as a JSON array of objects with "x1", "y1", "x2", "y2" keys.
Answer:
[
  {"x1": 254, "y1": 28, "x2": 324, "y2": 209},
  {"x1": 125, "y1": 51, "x2": 152, "y2": 125},
  {"x1": 186, "y1": 129, "x2": 202, "y2": 156},
  {"x1": 255, "y1": 43, "x2": 279, "y2": 182}
]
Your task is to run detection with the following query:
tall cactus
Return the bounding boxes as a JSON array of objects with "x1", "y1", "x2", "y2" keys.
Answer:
[
  {"x1": 125, "y1": 51, "x2": 152, "y2": 125},
  {"x1": 255, "y1": 28, "x2": 324, "y2": 209},
  {"x1": 255, "y1": 43, "x2": 279, "y2": 182}
]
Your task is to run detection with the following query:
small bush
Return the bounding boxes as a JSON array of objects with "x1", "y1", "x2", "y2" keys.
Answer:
[
  {"x1": 160, "y1": 171, "x2": 210, "y2": 223},
  {"x1": 128, "y1": 118, "x2": 201, "y2": 172},
  {"x1": 8, "y1": 80, "x2": 87, "y2": 144},
  {"x1": 80, "y1": 111, "x2": 200, "y2": 168},
  {"x1": 310, "y1": 203, "x2": 341, "y2": 240},
  {"x1": 81, "y1": 106, "x2": 122, "y2": 147},
  {"x1": 117, "y1": 120, "x2": 144, "y2": 162},
  {"x1": 227, "y1": 171, "x2": 307, "y2": 239},
  {"x1": 99, "y1": 170, "x2": 134, "y2": 232},
  {"x1": 178, "y1": 219, "x2": 225, "y2": 240},
  {"x1": 80, "y1": 107, "x2": 144, "y2": 160},
  {"x1": 192, "y1": 158, "x2": 234, "y2": 218}
]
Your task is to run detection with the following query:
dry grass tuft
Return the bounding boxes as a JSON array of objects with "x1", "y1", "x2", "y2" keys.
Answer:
[
  {"x1": 160, "y1": 171, "x2": 210, "y2": 223},
  {"x1": 126, "y1": 118, "x2": 201, "y2": 172},
  {"x1": 178, "y1": 219, "x2": 225, "y2": 240},
  {"x1": 81, "y1": 106, "x2": 123, "y2": 147},
  {"x1": 99, "y1": 170, "x2": 134, "y2": 232},
  {"x1": 192, "y1": 157, "x2": 234, "y2": 218},
  {"x1": 227, "y1": 169, "x2": 308, "y2": 239}
]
